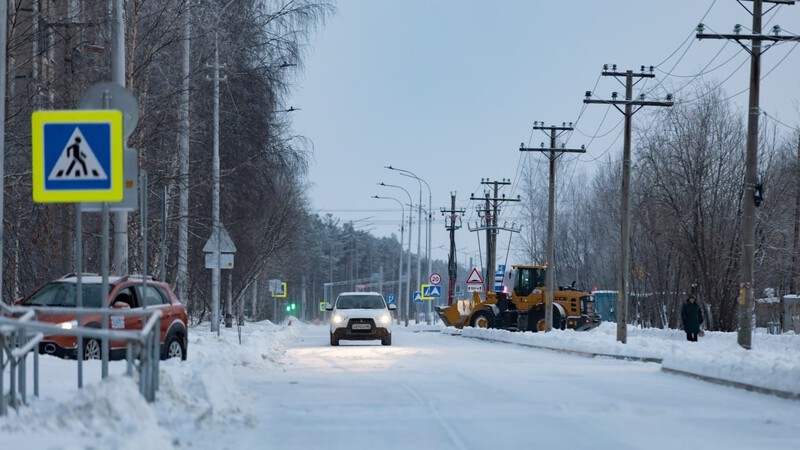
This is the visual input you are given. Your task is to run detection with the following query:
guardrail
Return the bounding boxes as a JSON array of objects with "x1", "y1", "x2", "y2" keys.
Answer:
[{"x1": 0, "y1": 303, "x2": 162, "y2": 416}]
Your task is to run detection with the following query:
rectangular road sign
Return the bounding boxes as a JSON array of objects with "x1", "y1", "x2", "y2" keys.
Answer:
[
  {"x1": 205, "y1": 253, "x2": 234, "y2": 270},
  {"x1": 421, "y1": 284, "x2": 442, "y2": 300},
  {"x1": 32, "y1": 110, "x2": 124, "y2": 203}
]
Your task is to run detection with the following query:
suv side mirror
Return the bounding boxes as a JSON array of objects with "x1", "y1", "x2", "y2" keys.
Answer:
[
  {"x1": 388, "y1": 303, "x2": 397, "y2": 311},
  {"x1": 324, "y1": 303, "x2": 333, "y2": 311}
]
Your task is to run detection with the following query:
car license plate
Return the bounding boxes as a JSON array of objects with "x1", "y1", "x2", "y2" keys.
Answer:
[{"x1": 352, "y1": 323, "x2": 371, "y2": 330}]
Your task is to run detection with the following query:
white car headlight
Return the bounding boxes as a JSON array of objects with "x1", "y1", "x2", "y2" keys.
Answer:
[
  {"x1": 377, "y1": 314, "x2": 391, "y2": 325},
  {"x1": 331, "y1": 314, "x2": 345, "y2": 325},
  {"x1": 58, "y1": 320, "x2": 78, "y2": 330}
]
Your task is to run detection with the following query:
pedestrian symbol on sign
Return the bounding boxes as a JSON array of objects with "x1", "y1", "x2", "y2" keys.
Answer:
[{"x1": 48, "y1": 128, "x2": 107, "y2": 181}]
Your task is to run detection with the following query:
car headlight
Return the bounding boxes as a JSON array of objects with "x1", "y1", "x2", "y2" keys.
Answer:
[
  {"x1": 58, "y1": 320, "x2": 78, "y2": 330},
  {"x1": 331, "y1": 314, "x2": 345, "y2": 325},
  {"x1": 377, "y1": 314, "x2": 391, "y2": 325}
]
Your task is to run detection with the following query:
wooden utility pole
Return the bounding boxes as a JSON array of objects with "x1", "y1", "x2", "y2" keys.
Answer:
[
  {"x1": 520, "y1": 122, "x2": 585, "y2": 331},
  {"x1": 584, "y1": 65, "x2": 673, "y2": 344},
  {"x1": 469, "y1": 179, "x2": 520, "y2": 292},
  {"x1": 697, "y1": 0, "x2": 798, "y2": 349},
  {"x1": 441, "y1": 193, "x2": 465, "y2": 306}
]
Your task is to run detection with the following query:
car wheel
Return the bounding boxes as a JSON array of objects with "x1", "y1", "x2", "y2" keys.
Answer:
[
  {"x1": 83, "y1": 339, "x2": 101, "y2": 360},
  {"x1": 164, "y1": 336, "x2": 186, "y2": 360},
  {"x1": 330, "y1": 333, "x2": 339, "y2": 346},
  {"x1": 382, "y1": 334, "x2": 392, "y2": 346},
  {"x1": 470, "y1": 311, "x2": 491, "y2": 329}
]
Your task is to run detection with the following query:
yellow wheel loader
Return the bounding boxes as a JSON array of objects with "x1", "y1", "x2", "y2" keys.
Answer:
[{"x1": 435, "y1": 265, "x2": 600, "y2": 332}]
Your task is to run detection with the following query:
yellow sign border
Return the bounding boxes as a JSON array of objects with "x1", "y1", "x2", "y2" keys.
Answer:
[
  {"x1": 32, "y1": 110, "x2": 124, "y2": 203},
  {"x1": 271, "y1": 282, "x2": 287, "y2": 298}
]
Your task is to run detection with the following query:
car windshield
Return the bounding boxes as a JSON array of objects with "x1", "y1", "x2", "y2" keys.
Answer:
[
  {"x1": 336, "y1": 295, "x2": 385, "y2": 309},
  {"x1": 23, "y1": 282, "x2": 106, "y2": 308}
]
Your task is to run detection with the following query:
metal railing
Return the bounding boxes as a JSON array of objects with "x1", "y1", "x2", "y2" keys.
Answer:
[{"x1": 0, "y1": 303, "x2": 162, "y2": 416}]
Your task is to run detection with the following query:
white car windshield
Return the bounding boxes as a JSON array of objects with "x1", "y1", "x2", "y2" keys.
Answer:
[{"x1": 336, "y1": 295, "x2": 385, "y2": 309}]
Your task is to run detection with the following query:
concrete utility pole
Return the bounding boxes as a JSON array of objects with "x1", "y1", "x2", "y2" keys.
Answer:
[
  {"x1": 584, "y1": 65, "x2": 673, "y2": 344},
  {"x1": 520, "y1": 122, "x2": 585, "y2": 331},
  {"x1": 697, "y1": 0, "x2": 798, "y2": 349},
  {"x1": 112, "y1": 0, "x2": 128, "y2": 275},
  {"x1": 469, "y1": 179, "x2": 520, "y2": 292},
  {"x1": 0, "y1": 0, "x2": 6, "y2": 303},
  {"x1": 441, "y1": 193, "x2": 465, "y2": 306}
]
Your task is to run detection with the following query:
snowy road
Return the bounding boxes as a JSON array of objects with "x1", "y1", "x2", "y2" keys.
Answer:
[{"x1": 184, "y1": 324, "x2": 799, "y2": 450}]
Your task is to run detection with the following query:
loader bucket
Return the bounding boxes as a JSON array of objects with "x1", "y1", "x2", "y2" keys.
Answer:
[
  {"x1": 436, "y1": 299, "x2": 478, "y2": 328},
  {"x1": 435, "y1": 304, "x2": 460, "y2": 327}
]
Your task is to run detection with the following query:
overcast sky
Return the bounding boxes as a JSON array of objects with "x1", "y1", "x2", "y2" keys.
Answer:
[{"x1": 288, "y1": 0, "x2": 800, "y2": 268}]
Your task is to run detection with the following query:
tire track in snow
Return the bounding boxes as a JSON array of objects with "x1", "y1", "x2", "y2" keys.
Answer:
[{"x1": 401, "y1": 382, "x2": 468, "y2": 450}]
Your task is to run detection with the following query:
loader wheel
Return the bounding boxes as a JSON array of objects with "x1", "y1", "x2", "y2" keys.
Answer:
[
  {"x1": 530, "y1": 307, "x2": 563, "y2": 332},
  {"x1": 553, "y1": 308, "x2": 564, "y2": 330},
  {"x1": 529, "y1": 310, "x2": 545, "y2": 332},
  {"x1": 470, "y1": 311, "x2": 491, "y2": 329}
]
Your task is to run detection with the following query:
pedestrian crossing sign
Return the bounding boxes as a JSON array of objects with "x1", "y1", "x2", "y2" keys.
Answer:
[{"x1": 32, "y1": 110, "x2": 124, "y2": 203}]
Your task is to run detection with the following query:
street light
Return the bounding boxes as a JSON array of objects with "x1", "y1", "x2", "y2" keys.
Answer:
[
  {"x1": 378, "y1": 182, "x2": 413, "y2": 326},
  {"x1": 387, "y1": 166, "x2": 432, "y2": 324},
  {"x1": 372, "y1": 195, "x2": 405, "y2": 325}
]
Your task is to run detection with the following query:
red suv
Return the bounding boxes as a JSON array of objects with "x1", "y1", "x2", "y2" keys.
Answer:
[{"x1": 17, "y1": 274, "x2": 188, "y2": 360}]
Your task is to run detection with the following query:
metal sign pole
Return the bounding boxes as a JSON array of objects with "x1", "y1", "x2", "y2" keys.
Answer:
[{"x1": 76, "y1": 203, "x2": 83, "y2": 388}]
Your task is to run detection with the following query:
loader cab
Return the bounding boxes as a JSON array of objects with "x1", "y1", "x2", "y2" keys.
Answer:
[{"x1": 512, "y1": 266, "x2": 546, "y2": 297}]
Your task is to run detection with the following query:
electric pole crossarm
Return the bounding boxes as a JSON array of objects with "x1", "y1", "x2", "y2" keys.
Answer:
[
  {"x1": 601, "y1": 71, "x2": 655, "y2": 78},
  {"x1": 519, "y1": 147, "x2": 586, "y2": 154},
  {"x1": 583, "y1": 99, "x2": 674, "y2": 107},
  {"x1": 697, "y1": 33, "x2": 800, "y2": 42}
]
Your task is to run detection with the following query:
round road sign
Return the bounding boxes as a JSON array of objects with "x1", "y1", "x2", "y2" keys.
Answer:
[{"x1": 429, "y1": 273, "x2": 442, "y2": 285}]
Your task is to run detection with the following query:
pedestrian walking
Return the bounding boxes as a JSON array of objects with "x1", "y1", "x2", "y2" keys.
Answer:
[{"x1": 681, "y1": 294, "x2": 704, "y2": 342}]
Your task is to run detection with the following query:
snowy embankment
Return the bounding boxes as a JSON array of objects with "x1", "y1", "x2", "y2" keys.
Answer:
[
  {"x1": 438, "y1": 322, "x2": 800, "y2": 398},
  {"x1": 0, "y1": 320, "x2": 304, "y2": 449}
]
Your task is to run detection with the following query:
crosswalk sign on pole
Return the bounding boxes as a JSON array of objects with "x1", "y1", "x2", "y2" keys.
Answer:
[{"x1": 32, "y1": 110, "x2": 124, "y2": 203}]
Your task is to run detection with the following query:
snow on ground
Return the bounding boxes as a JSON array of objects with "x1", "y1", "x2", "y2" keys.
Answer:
[
  {"x1": 1, "y1": 319, "x2": 798, "y2": 449},
  {"x1": 449, "y1": 322, "x2": 800, "y2": 396}
]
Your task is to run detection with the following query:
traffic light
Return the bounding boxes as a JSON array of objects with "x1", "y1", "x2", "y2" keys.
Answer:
[{"x1": 285, "y1": 302, "x2": 297, "y2": 312}]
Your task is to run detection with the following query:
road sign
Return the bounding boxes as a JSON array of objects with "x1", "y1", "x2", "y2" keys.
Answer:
[
  {"x1": 32, "y1": 110, "x2": 124, "y2": 203},
  {"x1": 413, "y1": 291, "x2": 423, "y2": 303},
  {"x1": 82, "y1": 148, "x2": 138, "y2": 212},
  {"x1": 466, "y1": 267, "x2": 484, "y2": 284},
  {"x1": 421, "y1": 284, "x2": 442, "y2": 299},
  {"x1": 387, "y1": 294, "x2": 396, "y2": 303},
  {"x1": 203, "y1": 224, "x2": 237, "y2": 253},
  {"x1": 205, "y1": 253, "x2": 234, "y2": 269},
  {"x1": 467, "y1": 284, "x2": 483, "y2": 292},
  {"x1": 429, "y1": 273, "x2": 441, "y2": 285},
  {"x1": 271, "y1": 282, "x2": 287, "y2": 298}
]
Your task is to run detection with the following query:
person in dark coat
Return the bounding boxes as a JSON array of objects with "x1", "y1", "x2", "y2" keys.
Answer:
[{"x1": 681, "y1": 295, "x2": 704, "y2": 342}]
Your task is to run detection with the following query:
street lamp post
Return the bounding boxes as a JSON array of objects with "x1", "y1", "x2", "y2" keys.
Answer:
[
  {"x1": 387, "y1": 166, "x2": 432, "y2": 324},
  {"x1": 378, "y1": 182, "x2": 413, "y2": 326},
  {"x1": 372, "y1": 195, "x2": 405, "y2": 325}
]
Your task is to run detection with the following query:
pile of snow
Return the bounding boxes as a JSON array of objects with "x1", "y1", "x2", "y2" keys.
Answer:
[{"x1": 454, "y1": 322, "x2": 800, "y2": 396}]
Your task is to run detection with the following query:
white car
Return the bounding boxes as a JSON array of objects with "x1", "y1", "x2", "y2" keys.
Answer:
[{"x1": 326, "y1": 292, "x2": 396, "y2": 346}]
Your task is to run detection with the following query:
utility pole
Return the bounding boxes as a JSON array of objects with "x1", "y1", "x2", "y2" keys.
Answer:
[
  {"x1": 469, "y1": 179, "x2": 520, "y2": 292},
  {"x1": 584, "y1": 65, "x2": 673, "y2": 344},
  {"x1": 520, "y1": 122, "x2": 585, "y2": 331},
  {"x1": 112, "y1": 0, "x2": 128, "y2": 275},
  {"x1": 793, "y1": 135, "x2": 800, "y2": 294},
  {"x1": 697, "y1": 0, "x2": 797, "y2": 349},
  {"x1": 441, "y1": 193, "x2": 465, "y2": 306}
]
